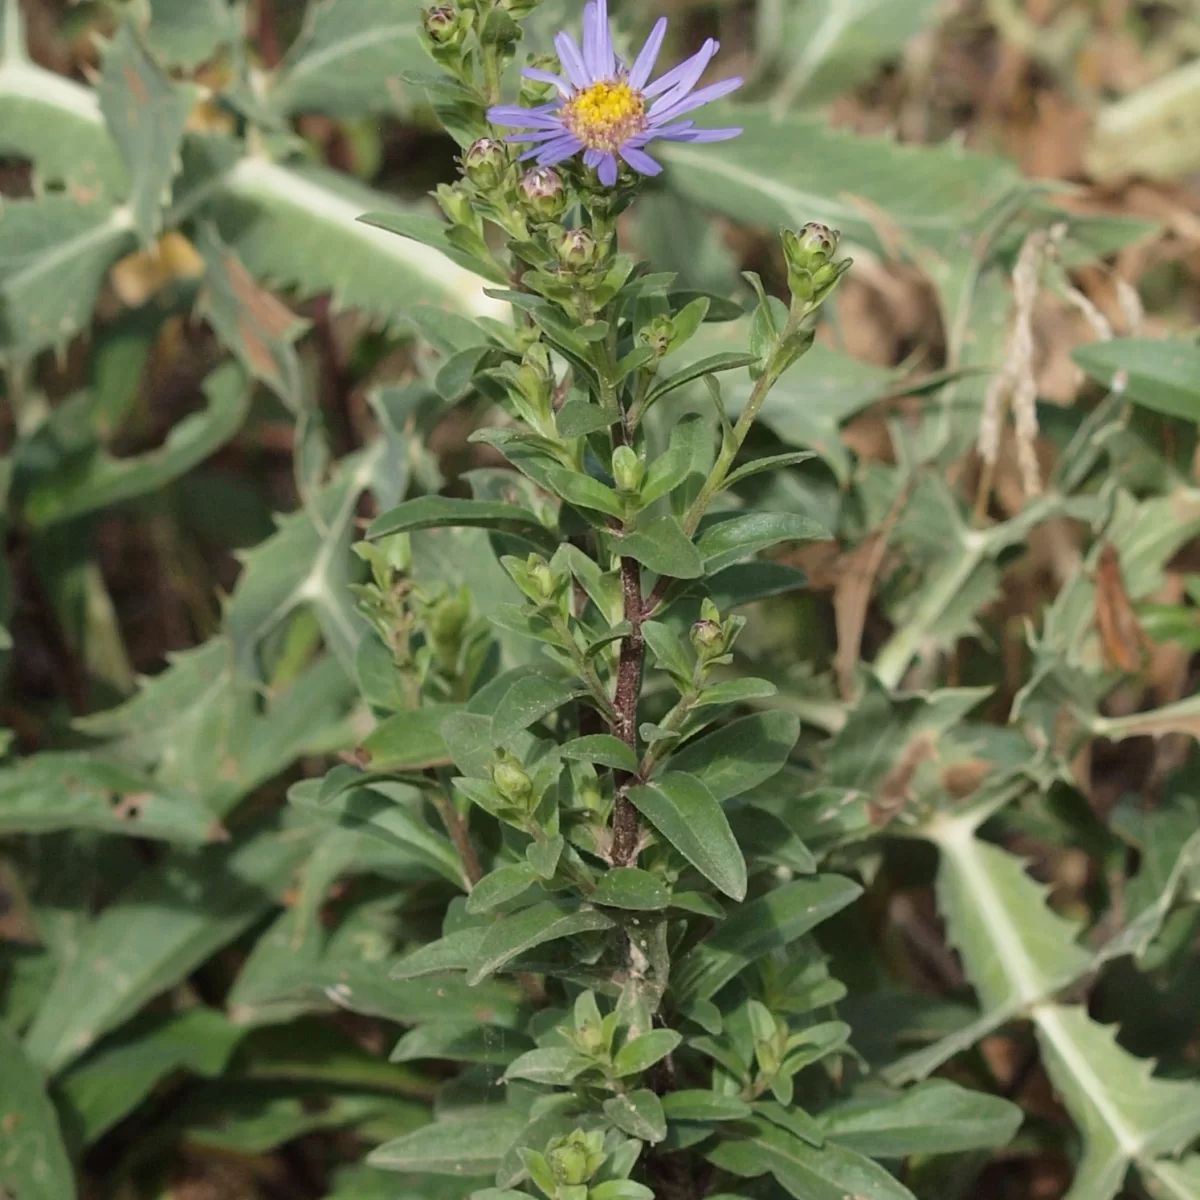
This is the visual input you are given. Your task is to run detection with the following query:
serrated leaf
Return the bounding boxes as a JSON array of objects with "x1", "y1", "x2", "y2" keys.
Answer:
[
  {"x1": 175, "y1": 143, "x2": 499, "y2": 325},
  {"x1": 619, "y1": 515, "x2": 705, "y2": 579},
  {"x1": 0, "y1": 195, "x2": 135, "y2": 356},
  {"x1": 0, "y1": 751, "x2": 222, "y2": 843},
  {"x1": 817, "y1": 1079, "x2": 1022, "y2": 1156},
  {"x1": 664, "y1": 107, "x2": 1019, "y2": 257},
  {"x1": 627, "y1": 772, "x2": 746, "y2": 900},
  {"x1": 23, "y1": 820, "x2": 313, "y2": 1074},
  {"x1": 604, "y1": 1089, "x2": 667, "y2": 1143},
  {"x1": 663, "y1": 711, "x2": 800, "y2": 802},
  {"x1": 368, "y1": 495, "x2": 558, "y2": 555},
  {"x1": 97, "y1": 22, "x2": 192, "y2": 243},
  {"x1": 23, "y1": 362, "x2": 251, "y2": 527},
  {"x1": 697, "y1": 512, "x2": 828, "y2": 573},
  {"x1": 369, "y1": 1110, "x2": 525, "y2": 1175},
  {"x1": 674, "y1": 874, "x2": 861, "y2": 1002},
  {"x1": 0, "y1": 1024, "x2": 76, "y2": 1200},
  {"x1": 1074, "y1": 338, "x2": 1200, "y2": 421},
  {"x1": 707, "y1": 1116, "x2": 916, "y2": 1200},
  {"x1": 268, "y1": 0, "x2": 426, "y2": 117},
  {"x1": 197, "y1": 226, "x2": 307, "y2": 406},
  {"x1": 468, "y1": 902, "x2": 613, "y2": 984}
]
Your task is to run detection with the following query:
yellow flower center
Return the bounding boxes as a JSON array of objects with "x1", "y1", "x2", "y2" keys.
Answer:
[{"x1": 563, "y1": 81, "x2": 646, "y2": 151}]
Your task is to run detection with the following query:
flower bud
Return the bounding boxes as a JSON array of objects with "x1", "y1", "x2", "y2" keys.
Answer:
[
  {"x1": 545, "y1": 1130, "x2": 605, "y2": 1186},
  {"x1": 555, "y1": 227, "x2": 599, "y2": 270},
  {"x1": 638, "y1": 314, "x2": 675, "y2": 357},
  {"x1": 435, "y1": 182, "x2": 474, "y2": 227},
  {"x1": 781, "y1": 222, "x2": 850, "y2": 310},
  {"x1": 423, "y1": 4, "x2": 468, "y2": 47},
  {"x1": 611, "y1": 445, "x2": 644, "y2": 494},
  {"x1": 461, "y1": 137, "x2": 506, "y2": 189},
  {"x1": 520, "y1": 53, "x2": 562, "y2": 105},
  {"x1": 690, "y1": 618, "x2": 723, "y2": 656},
  {"x1": 490, "y1": 752, "x2": 533, "y2": 807},
  {"x1": 519, "y1": 166, "x2": 566, "y2": 221},
  {"x1": 429, "y1": 589, "x2": 470, "y2": 643},
  {"x1": 530, "y1": 559, "x2": 559, "y2": 601}
]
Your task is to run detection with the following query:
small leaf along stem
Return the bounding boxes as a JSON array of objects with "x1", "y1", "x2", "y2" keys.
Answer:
[{"x1": 611, "y1": 554, "x2": 645, "y2": 866}]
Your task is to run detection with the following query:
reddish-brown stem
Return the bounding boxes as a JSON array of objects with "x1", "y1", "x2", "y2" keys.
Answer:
[
  {"x1": 433, "y1": 792, "x2": 484, "y2": 887},
  {"x1": 610, "y1": 556, "x2": 644, "y2": 865}
]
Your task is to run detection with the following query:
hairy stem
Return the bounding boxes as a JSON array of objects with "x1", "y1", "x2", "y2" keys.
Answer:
[{"x1": 611, "y1": 555, "x2": 645, "y2": 866}]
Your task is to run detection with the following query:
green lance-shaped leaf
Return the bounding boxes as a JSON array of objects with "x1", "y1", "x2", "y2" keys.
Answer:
[
  {"x1": 96, "y1": 22, "x2": 193, "y2": 243},
  {"x1": 268, "y1": 0, "x2": 427, "y2": 118},
  {"x1": 592, "y1": 867, "x2": 670, "y2": 911},
  {"x1": 368, "y1": 495, "x2": 559, "y2": 555},
  {"x1": 1074, "y1": 338, "x2": 1200, "y2": 422},
  {"x1": 22, "y1": 363, "x2": 252, "y2": 527},
  {"x1": 0, "y1": 1025, "x2": 76, "y2": 1200},
  {"x1": 369, "y1": 1110, "x2": 526, "y2": 1176},
  {"x1": 707, "y1": 1115, "x2": 917, "y2": 1200},
  {"x1": 467, "y1": 901, "x2": 614, "y2": 984},
  {"x1": 0, "y1": 751, "x2": 223, "y2": 843},
  {"x1": 816, "y1": 1079, "x2": 1022, "y2": 1157},
  {"x1": 24, "y1": 820, "x2": 314, "y2": 1074},
  {"x1": 604, "y1": 1089, "x2": 667, "y2": 1143},
  {"x1": 663, "y1": 710, "x2": 800, "y2": 802},
  {"x1": 491, "y1": 674, "x2": 588, "y2": 744},
  {"x1": 0, "y1": 195, "x2": 135, "y2": 357},
  {"x1": 619, "y1": 515, "x2": 705, "y2": 579},
  {"x1": 674, "y1": 874, "x2": 862, "y2": 1002},
  {"x1": 627, "y1": 772, "x2": 747, "y2": 901},
  {"x1": 697, "y1": 512, "x2": 829, "y2": 573},
  {"x1": 360, "y1": 704, "x2": 463, "y2": 771}
]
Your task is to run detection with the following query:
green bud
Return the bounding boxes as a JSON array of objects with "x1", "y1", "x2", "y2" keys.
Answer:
[
  {"x1": 461, "y1": 137, "x2": 506, "y2": 189},
  {"x1": 490, "y1": 752, "x2": 533, "y2": 807},
  {"x1": 531, "y1": 560, "x2": 558, "y2": 601},
  {"x1": 436, "y1": 182, "x2": 474, "y2": 227},
  {"x1": 690, "y1": 618, "x2": 724, "y2": 656},
  {"x1": 422, "y1": 4, "x2": 469, "y2": 47},
  {"x1": 781, "y1": 222, "x2": 851, "y2": 311},
  {"x1": 555, "y1": 227, "x2": 599, "y2": 270},
  {"x1": 520, "y1": 53, "x2": 562, "y2": 105},
  {"x1": 519, "y1": 165, "x2": 567, "y2": 221},
  {"x1": 638, "y1": 314, "x2": 676, "y2": 356},
  {"x1": 611, "y1": 445, "x2": 645, "y2": 494},
  {"x1": 429, "y1": 589, "x2": 470, "y2": 643},
  {"x1": 545, "y1": 1130, "x2": 606, "y2": 1186}
]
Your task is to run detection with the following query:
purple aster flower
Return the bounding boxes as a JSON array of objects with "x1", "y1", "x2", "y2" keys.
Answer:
[{"x1": 486, "y1": 0, "x2": 742, "y2": 187}]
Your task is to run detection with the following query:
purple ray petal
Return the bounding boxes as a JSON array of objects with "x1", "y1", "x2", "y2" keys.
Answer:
[
  {"x1": 629, "y1": 17, "x2": 668, "y2": 91},
  {"x1": 650, "y1": 75, "x2": 742, "y2": 122},
  {"x1": 521, "y1": 66, "x2": 573, "y2": 96},
  {"x1": 643, "y1": 38, "x2": 716, "y2": 100},
  {"x1": 583, "y1": 148, "x2": 605, "y2": 169},
  {"x1": 582, "y1": 1, "x2": 602, "y2": 80},
  {"x1": 488, "y1": 104, "x2": 564, "y2": 128},
  {"x1": 534, "y1": 134, "x2": 584, "y2": 166},
  {"x1": 506, "y1": 126, "x2": 571, "y2": 145},
  {"x1": 595, "y1": 0, "x2": 615, "y2": 78},
  {"x1": 655, "y1": 124, "x2": 743, "y2": 143},
  {"x1": 597, "y1": 152, "x2": 619, "y2": 186},
  {"x1": 619, "y1": 145, "x2": 662, "y2": 175},
  {"x1": 555, "y1": 31, "x2": 591, "y2": 89}
]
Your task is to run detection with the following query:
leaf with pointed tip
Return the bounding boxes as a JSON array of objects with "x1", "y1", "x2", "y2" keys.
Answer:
[
  {"x1": 697, "y1": 512, "x2": 828, "y2": 574},
  {"x1": 817, "y1": 1080, "x2": 1022, "y2": 1157},
  {"x1": 620, "y1": 516, "x2": 704, "y2": 579},
  {"x1": 268, "y1": 0, "x2": 427, "y2": 117},
  {"x1": 560, "y1": 734, "x2": 639, "y2": 773},
  {"x1": 22, "y1": 364, "x2": 252, "y2": 527},
  {"x1": 1074, "y1": 338, "x2": 1200, "y2": 421},
  {"x1": 0, "y1": 1025, "x2": 76, "y2": 1200},
  {"x1": 391, "y1": 927, "x2": 487, "y2": 980},
  {"x1": 662, "y1": 1091, "x2": 752, "y2": 1122},
  {"x1": 97, "y1": 22, "x2": 192, "y2": 243},
  {"x1": 0, "y1": 752, "x2": 222, "y2": 844},
  {"x1": 360, "y1": 704, "x2": 462, "y2": 771},
  {"x1": 593, "y1": 868, "x2": 670, "y2": 911},
  {"x1": 0, "y1": 196, "x2": 135, "y2": 357},
  {"x1": 467, "y1": 902, "x2": 613, "y2": 984},
  {"x1": 627, "y1": 772, "x2": 746, "y2": 900},
  {"x1": 646, "y1": 351, "x2": 761, "y2": 405},
  {"x1": 390, "y1": 1022, "x2": 531, "y2": 1065},
  {"x1": 674, "y1": 874, "x2": 861, "y2": 1002},
  {"x1": 663, "y1": 711, "x2": 800, "y2": 801},
  {"x1": 707, "y1": 1116, "x2": 916, "y2": 1200},
  {"x1": 465, "y1": 864, "x2": 540, "y2": 914},
  {"x1": 368, "y1": 1110, "x2": 526, "y2": 1175},
  {"x1": 604, "y1": 1089, "x2": 667, "y2": 1143},
  {"x1": 491, "y1": 675, "x2": 587, "y2": 744},
  {"x1": 368, "y1": 496, "x2": 557, "y2": 555}
]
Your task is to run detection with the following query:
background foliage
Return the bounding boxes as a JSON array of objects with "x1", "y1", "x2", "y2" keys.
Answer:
[{"x1": 1, "y1": 0, "x2": 1199, "y2": 1198}]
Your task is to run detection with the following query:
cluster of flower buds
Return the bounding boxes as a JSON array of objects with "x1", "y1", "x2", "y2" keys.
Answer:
[
  {"x1": 521, "y1": 1128, "x2": 608, "y2": 1197},
  {"x1": 782, "y1": 222, "x2": 852, "y2": 316}
]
